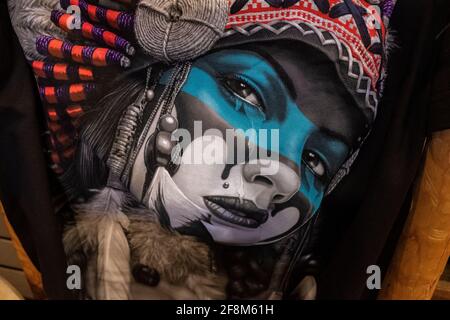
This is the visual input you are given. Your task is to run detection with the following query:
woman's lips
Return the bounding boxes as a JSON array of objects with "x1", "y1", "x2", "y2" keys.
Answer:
[{"x1": 203, "y1": 196, "x2": 269, "y2": 228}]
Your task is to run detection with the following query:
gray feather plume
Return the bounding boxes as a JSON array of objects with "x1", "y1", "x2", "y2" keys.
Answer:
[
  {"x1": 8, "y1": 0, "x2": 66, "y2": 60},
  {"x1": 66, "y1": 188, "x2": 131, "y2": 300}
]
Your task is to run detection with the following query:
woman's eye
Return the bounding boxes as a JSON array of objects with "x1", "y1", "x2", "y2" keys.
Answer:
[
  {"x1": 223, "y1": 77, "x2": 264, "y2": 111},
  {"x1": 302, "y1": 150, "x2": 326, "y2": 178}
]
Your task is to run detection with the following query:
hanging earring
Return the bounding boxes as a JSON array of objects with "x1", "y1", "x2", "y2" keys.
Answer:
[
  {"x1": 155, "y1": 114, "x2": 179, "y2": 166},
  {"x1": 144, "y1": 114, "x2": 180, "y2": 172}
]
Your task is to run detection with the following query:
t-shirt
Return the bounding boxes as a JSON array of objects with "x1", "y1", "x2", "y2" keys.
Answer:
[{"x1": 0, "y1": 0, "x2": 449, "y2": 299}]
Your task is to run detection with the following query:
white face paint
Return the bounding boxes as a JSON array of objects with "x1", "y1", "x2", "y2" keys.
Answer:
[{"x1": 141, "y1": 134, "x2": 302, "y2": 245}]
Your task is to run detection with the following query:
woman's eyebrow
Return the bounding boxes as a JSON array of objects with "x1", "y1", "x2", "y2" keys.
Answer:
[
  {"x1": 247, "y1": 47, "x2": 297, "y2": 100},
  {"x1": 318, "y1": 126, "x2": 351, "y2": 149}
]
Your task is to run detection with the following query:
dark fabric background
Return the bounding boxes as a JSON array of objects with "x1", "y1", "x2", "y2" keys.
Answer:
[
  {"x1": 0, "y1": 2, "x2": 72, "y2": 299},
  {"x1": 428, "y1": 10, "x2": 450, "y2": 133},
  {"x1": 0, "y1": 0, "x2": 448, "y2": 300},
  {"x1": 316, "y1": 0, "x2": 450, "y2": 299}
]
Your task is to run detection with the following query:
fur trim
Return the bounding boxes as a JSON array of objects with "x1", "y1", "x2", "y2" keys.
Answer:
[
  {"x1": 65, "y1": 198, "x2": 227, "y2": 299},
  {"x1": 385, "y1": 28, "x2": 398, "y2": 59},
  {"x1": 377, "y1": 27, "x2": 398, "y2": 97},
  {"x1": 127, "y1": 212, "x2": 214, "y2": 284},
  {"x1": 127, "y1": 210, "x2": 227, "y2": 299}
]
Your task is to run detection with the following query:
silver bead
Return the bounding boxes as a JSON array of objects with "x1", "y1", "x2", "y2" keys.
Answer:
[
  {"x1": 145, "y1": 89, "x2": 155, "y2": 102},
  {"x1": 159, "y1": 114, "x2": 178, "y2": 132},
  {"x1": 156, "y1": 156, "x2": 169, "y2": 167},
  {"x1": 155, "y1": 131, "x2": 173, "y2": 156},
  {"x1": 223, "y1": 182, "x2": 230, "y2": 189}
]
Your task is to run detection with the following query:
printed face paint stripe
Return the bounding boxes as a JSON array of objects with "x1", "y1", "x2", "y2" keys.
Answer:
[
  {"x1": 161, "y1": 52, "x2": 318, "y2": 168},
  {"x1": 158, "y1": 49, "x2": 349, "y2": 214}
]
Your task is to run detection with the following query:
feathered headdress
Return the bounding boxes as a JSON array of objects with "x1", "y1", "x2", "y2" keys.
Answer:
[{"x1": 9, "y1": 0, "x2": 396, "y2": 187}]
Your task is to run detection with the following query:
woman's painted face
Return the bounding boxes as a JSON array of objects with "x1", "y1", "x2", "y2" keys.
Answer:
[{"x1": 133, "y1": 42, "x2": 366, "y2": 245}]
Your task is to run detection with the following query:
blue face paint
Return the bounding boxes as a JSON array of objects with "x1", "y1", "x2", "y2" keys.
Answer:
[{"x1": 160, "y1": 49, "x2": 350, "y2": 214}]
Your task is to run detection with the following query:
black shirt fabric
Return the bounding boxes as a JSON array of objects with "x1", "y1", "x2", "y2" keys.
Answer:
[
  {"x1": 317, "y1": 0, "x2": 450, "y2": 299},
  {"x1": 428, "y1": 14, "x2": 450, "y2": 133},
  {"x1": 0, "y1": 0, "x2": 448, "y2": 300},
  {"x1": 0, "y1": 1, "x2": 72, "y2": 299}
]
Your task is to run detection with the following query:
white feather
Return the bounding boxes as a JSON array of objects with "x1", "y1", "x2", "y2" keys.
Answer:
[{"x1": 73, "y1": 187, "x2": 131, "y2": 300}]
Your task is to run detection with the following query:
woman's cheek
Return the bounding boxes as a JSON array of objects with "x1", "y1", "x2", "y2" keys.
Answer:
[
  {"x1": 179, "y1": 67, "x2": 253, "y2": 130},
  {"x1": 299, "y1": 167, "x2": 325, "y2": 213}
]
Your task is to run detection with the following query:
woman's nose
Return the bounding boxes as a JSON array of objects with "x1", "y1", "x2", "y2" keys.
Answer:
[{"x1": 242, "y1": 159, "x2": 300, "y2": 206}]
